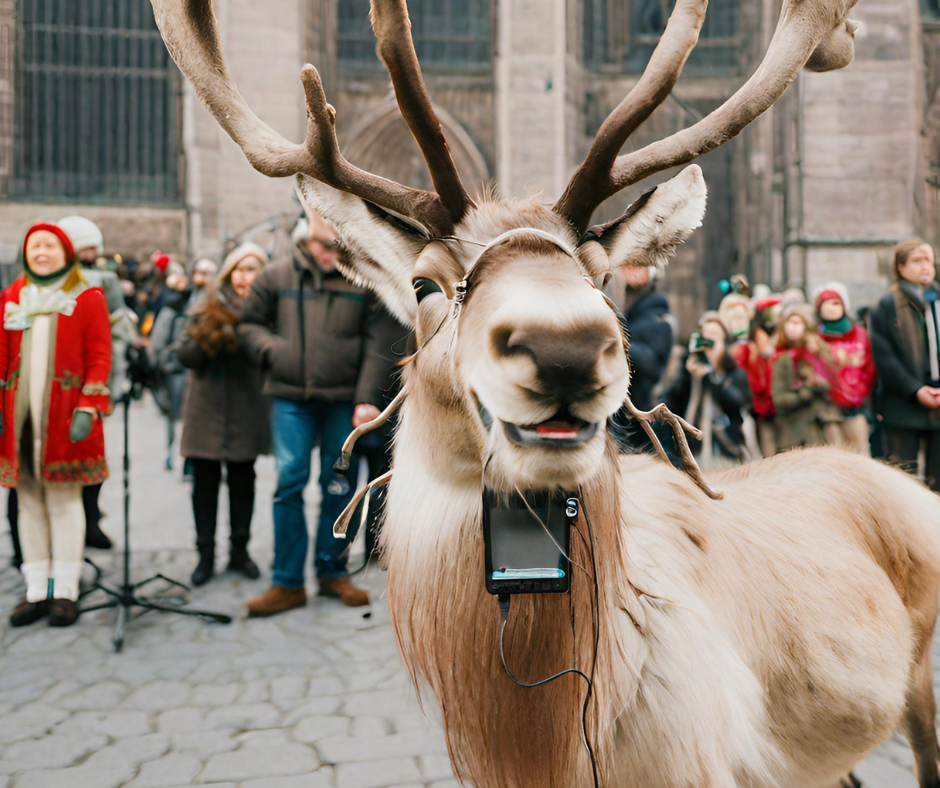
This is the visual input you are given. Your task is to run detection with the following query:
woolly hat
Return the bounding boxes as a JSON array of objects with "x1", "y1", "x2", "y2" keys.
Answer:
[
  {"x1": 698, "y1": 310, "x2": 728, "y2": 333},
  {"x1": 718, "y1": 293, "x2": 754, "y2": 319},
  {"x1": 57, "y1": 215, "x2": 104, "y2": 255},
  {"x1": 152, "y1": 251, "x2": 171, "y2": 274},
  {"x1": 23, "y1": 222, "x2": 75, "y2": 264},
  {"x1": 218, "y1": 242, "x2": 268, "y2": 285},
  {"x1": 813, "y1": 282, "x2": 850, "y2": 314},
  {"x1": 781, "y1": 301, "x2": 817, "y2": 329}
]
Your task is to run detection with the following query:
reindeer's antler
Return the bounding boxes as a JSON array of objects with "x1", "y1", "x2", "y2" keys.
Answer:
[
  {"x1": 554, "y1": 0, "x2": 708, "y2": 233},
  {"x1": 152, "y1": 0, "x2": 469, "y2": 236},
  {"x1": 556, "y1": 0, "x2": 858, "y2": 233}
]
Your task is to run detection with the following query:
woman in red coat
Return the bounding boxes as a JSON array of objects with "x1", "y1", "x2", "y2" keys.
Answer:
[{"x1": 2, "y1": 223, "x2": 112, "y2": 627}]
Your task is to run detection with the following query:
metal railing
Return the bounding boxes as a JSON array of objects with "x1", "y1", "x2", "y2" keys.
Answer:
[
  {"x1": 7, "y1": 0, "x2": 181, "y2": 204},
  {"x1": 584, "y1": 0, "x2": 743, "y2": 74},
  {"x1": 338, "y1": 0, "x2": 493, "y2": 71}
]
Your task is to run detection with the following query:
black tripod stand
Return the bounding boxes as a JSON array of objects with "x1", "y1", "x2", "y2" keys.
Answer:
[{"x1": 81, "y1": 365, "x2": 232, "y2": 652}]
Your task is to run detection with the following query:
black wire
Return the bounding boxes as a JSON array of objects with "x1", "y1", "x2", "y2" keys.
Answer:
[{"x1": 497, "y1": 597, "x2": 601, "y2": 788}]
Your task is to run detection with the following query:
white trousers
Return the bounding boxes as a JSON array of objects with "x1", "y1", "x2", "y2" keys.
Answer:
[{"x1": 17, "y1": 313, "x2": 84, "y2": 602}]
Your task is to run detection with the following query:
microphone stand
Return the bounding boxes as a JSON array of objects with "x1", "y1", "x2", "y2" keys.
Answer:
[{"x1": 80, "y1": 381, "x2": 232, "y2": 653}]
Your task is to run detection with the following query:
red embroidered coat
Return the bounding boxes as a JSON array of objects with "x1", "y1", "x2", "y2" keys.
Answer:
[{"x1": 0, "y1": 276, "x2": 112, "y2": 486}]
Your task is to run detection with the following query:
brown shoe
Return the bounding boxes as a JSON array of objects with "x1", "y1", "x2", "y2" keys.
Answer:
[
  {"x1": 317, "y1": 577, "x2": 370, "y2": 607},
  {"x1": 10, "y1": 598, "x2": 48, "y2": 627},
  {"x1": 246, "y1": 585, "x2": 307, "y2": 618},
  {"x1": 48, "y1": 598, "x2": 79, "y2": 627}
]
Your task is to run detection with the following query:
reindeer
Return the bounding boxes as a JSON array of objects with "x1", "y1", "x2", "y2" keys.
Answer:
[{"x1": 153, "y1": 1, "x2": 940, "y2": 786}]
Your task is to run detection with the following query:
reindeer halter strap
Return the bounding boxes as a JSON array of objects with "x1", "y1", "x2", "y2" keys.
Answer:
[{"x1": 453, "y1": 227, "x2": 587, "y2": 312}]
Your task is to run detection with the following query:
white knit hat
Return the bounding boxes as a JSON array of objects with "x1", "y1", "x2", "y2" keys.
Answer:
[
  {"x1": 218, "y1": 242, "x2": 268, "y2": 286},
  {"x1": 57, "y1": 215, "x2": 104, "y2": 255}
]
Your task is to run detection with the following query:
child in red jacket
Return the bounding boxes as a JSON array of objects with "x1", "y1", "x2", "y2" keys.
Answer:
[
  {"x1": 2, "y1": 223, "x2": 112, "y2": 627},
  {"x1": 814, "y1": 284, "x2": 876, "y2": 455}
]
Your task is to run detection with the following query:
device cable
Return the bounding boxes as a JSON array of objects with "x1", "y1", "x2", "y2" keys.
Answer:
[{"x1": 496, "y1": 594, "x2": 601, "y2": 788}]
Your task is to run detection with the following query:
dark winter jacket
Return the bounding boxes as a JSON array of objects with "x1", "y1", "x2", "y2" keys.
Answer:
[
  {"x1": 870, "y1": 282, "x2": 940, "y2": 431},
  {"x1": 177, "y1": 286, "x2": 271, "y2": 462},
  {"x1": 624, "y1": 288, "x2": 673, "y2": 412},
  {"x1": 238, "y1": 251, "x2": 407, "y2": 406},
  {"x1": 662, "y1": 350, "x2": 752, "y2": 458}
]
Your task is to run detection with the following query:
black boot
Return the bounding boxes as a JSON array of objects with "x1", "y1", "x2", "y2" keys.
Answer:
[
  {"x1": 228, "y1": 544, "x2": 260, "y2": 579},
  {"x1": 83, "y1": 484, "x2": 112, "y2": 549},
  {"x1": 191, "y1": 548, "x2": 215, "y2": 587},
  {"x1": 84, "y1": 523, "x2": 113, "y2": 550}
]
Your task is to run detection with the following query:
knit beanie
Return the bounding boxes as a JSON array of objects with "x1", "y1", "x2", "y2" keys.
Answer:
[
  {"x1": 813, "y1": 282, "x2": 850, "y2": 314},
  {"x1": 218, "y1": 242, "x2": 268, "y2": 286},
  {"x1": 57, "y1": 216, "x2": 104, "y2": 256},
  {"x1": 718, "y1": 293, "x2": 754, "y2": 338},
  {"x1": 23, "y1": 223, "x2": 74, "y2": 265},
  {"x1": 22, "y1": 223, "x2": 77, "y2": 285}
]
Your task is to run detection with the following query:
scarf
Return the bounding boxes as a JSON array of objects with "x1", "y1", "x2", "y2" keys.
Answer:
[
  {"x1": 818, "y1": 316, "x2": 852, "y2": 337},
  {"x1": 4, "y1": 267, "x2": 83, "y2": 331},
  {"x1": 893, "y1": 280, "x2": 940, "y2": 383}
]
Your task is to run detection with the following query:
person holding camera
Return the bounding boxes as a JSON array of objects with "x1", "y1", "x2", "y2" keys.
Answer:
[
  {"x1": 239, "y1": 213, "x2": 406, "y2": 615},
  {"x1": 662, "y1": 312, "x2": 755, "y2": 466},
  {"x1": 176, "y1": 243, "x2": 270, "y2": 587},
  {"x1": 2, "y1": 223, "x2": 112, "y2": 627}
]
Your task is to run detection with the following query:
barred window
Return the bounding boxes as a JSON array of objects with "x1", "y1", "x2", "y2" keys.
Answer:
[
  {"x1": 338, "y1": 0, "x2": 492, "y2": 71},
  {"x1": 584, "y1": 0, "x2": 741, "y2": 74},
  {"x1": 8, "y1": 0, "x2": 180, "y2": 204}
]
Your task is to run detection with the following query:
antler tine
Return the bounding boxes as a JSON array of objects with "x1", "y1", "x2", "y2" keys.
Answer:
[
  {"x1": 370, "y1": 0, "x2": 473, "y2": 225},
  {"x1": 152, "y1": 0, "x2": 454, "y2": 235},
  {"x1": 554, "y1": 0, "x2": 708, "y2": 233},
  {"x1": 609, "y1": 6, "x2": 853, "y2": 192}
]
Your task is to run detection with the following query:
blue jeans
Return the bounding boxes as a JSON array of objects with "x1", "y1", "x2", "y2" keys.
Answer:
[{"x1": 271, "y1": 398, "x2": 360, "y2": 588}]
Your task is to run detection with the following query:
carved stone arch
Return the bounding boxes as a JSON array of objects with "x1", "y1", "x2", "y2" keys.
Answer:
[{"x1": 343, "y1": 99, "x2": 490, "y2": 201}]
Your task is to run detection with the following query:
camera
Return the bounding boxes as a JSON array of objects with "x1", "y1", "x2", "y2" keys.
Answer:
[{"x1": 689, "y1": 332, "x2": 715, "y2": 353}]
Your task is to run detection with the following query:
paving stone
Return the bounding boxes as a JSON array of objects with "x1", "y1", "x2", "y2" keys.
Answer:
[
  {"x1": 293, "y1": 716, "x2": 351, "y2": 744},
  {"x1": 170, "y1": 731, "x2": 238, "y2": 759},
  {"x1": 0, "y1": 705, "x2": 70, "y2": 744},
  {"x1": 272, "y1": 676, "x2": 308, "y2": 703},
  {"x1": 206, "y1": 703, "x2": 282, "y2": 731},
  {"x1": 124, "y1": 681, "x2": 192, "y2": 712},
  {"x1": 157, "y1": 707, "x2": 207, "y2": 735},
  {"x1": 200, "y1": 744, "x2": 319, "y2": 782},
  {"x1": 334, "y1": 757, "x2": 422, "y2": 788},
  {"x1": 54, "y1": 711, "x2": 152, "y2": 738},
  {"x1": 0, "y1": 733, "x2": 109, "y2": 774},
  {"x1": 348, "y1": 717, "x2": 390, "y2": 738},
  {"x1": 57, "y1": 681, "x2": 130, "y2": 711},
  {"x1": 236, "y1": 729, "x2": 292, "y2": 750},
  {"x1": 307, "y1": 676, "x2": 345, "y2": 697},
  {"x1": 343, "y1": 691, "x2": 408, "y2": 718},
  {"x1": 317, "y1": 731, "x2": 447, "y2": 765},
  {"x1": 283, "y1": 698, "x2": 344, "y2": 725},
  {"x1": 419, "y1": 754, "x2": 456, "y2": 781},
  {"x1": 191, "y1": 684, "x2": 240, "y2": 708},
  {"x1": 125, "y1": 753, "x2": 203, "y2": 787},
  {"x1": 239, "y1": 773, "x2": 334, "y2": 788}
]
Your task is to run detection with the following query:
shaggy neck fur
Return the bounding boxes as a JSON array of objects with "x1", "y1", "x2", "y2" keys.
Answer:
[{"x1": 380, "y1": 395, "x2": 646, "y2": 788}]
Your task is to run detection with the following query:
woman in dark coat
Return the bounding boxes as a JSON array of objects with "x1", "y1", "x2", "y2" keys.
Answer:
[
  {"x1": 870, "y1": 239, "x2": 940, "y2": 490},
  {"x1": 177, "y1": 243, "x2": 270, "y2": 585}
]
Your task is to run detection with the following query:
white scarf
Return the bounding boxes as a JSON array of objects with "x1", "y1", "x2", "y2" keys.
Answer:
[{"x1": 4, "y1": 280, "x2": 79, "y2": 331}]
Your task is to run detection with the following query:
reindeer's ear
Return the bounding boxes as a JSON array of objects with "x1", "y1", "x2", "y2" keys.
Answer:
[
  {"x1": 581, "y1": 165, "x2": 707, "y2": 272},
  {"x1": 295, "y1": 175, "x2": 427, "y2": 327}
]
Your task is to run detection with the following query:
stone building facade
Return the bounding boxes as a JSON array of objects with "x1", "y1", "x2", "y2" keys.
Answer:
[{"x1": 0, "y1": 0, "x2": 937, "y2": 331}]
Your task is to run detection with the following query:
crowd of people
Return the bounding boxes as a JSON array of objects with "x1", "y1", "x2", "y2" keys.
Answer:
[
  {"x1": 610, "y1": 239, "x2": 940, "y2": 493},
  {"x1": 4, "y1": 208, "x2": 406, "y2": 627},
  {"x1": 5, "y1": 207, "x2": 940, "y2": 629}
]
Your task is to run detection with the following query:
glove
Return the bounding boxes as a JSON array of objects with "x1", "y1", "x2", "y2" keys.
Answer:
[{"x1": 69, "y1": 410, "x2": 93, "y2": 443}]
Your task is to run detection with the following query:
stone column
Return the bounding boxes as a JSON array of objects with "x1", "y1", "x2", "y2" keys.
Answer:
[
  {"x1": 0, "y1": 0, "x2": 15, "y2": 199},
  {"x1": 495, "y1": 0, "x2": 579, "y2": 199}
]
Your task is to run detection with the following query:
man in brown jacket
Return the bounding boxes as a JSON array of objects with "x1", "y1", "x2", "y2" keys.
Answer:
[{"x1": 240, "y1": 212, "x2": 405, "y2": 615}]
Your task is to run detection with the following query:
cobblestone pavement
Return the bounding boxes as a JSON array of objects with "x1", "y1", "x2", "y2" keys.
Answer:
[{"x1": 0, "y1": 399, "x2": 931, "y2": 787}]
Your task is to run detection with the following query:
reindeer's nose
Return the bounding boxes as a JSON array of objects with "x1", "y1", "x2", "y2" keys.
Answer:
[{"x1": 491, "y1": 324, "x2": 620, "y2": 404}]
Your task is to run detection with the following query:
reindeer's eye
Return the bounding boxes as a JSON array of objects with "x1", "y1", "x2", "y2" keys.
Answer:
[{"x1": 413, "y1": 277, "x2": 443, "y2": 303}]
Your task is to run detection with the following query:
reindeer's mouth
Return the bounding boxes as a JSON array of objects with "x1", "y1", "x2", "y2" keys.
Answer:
[{"x1": 503, "y1": 410, "x2": 598, "y2": 448}]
